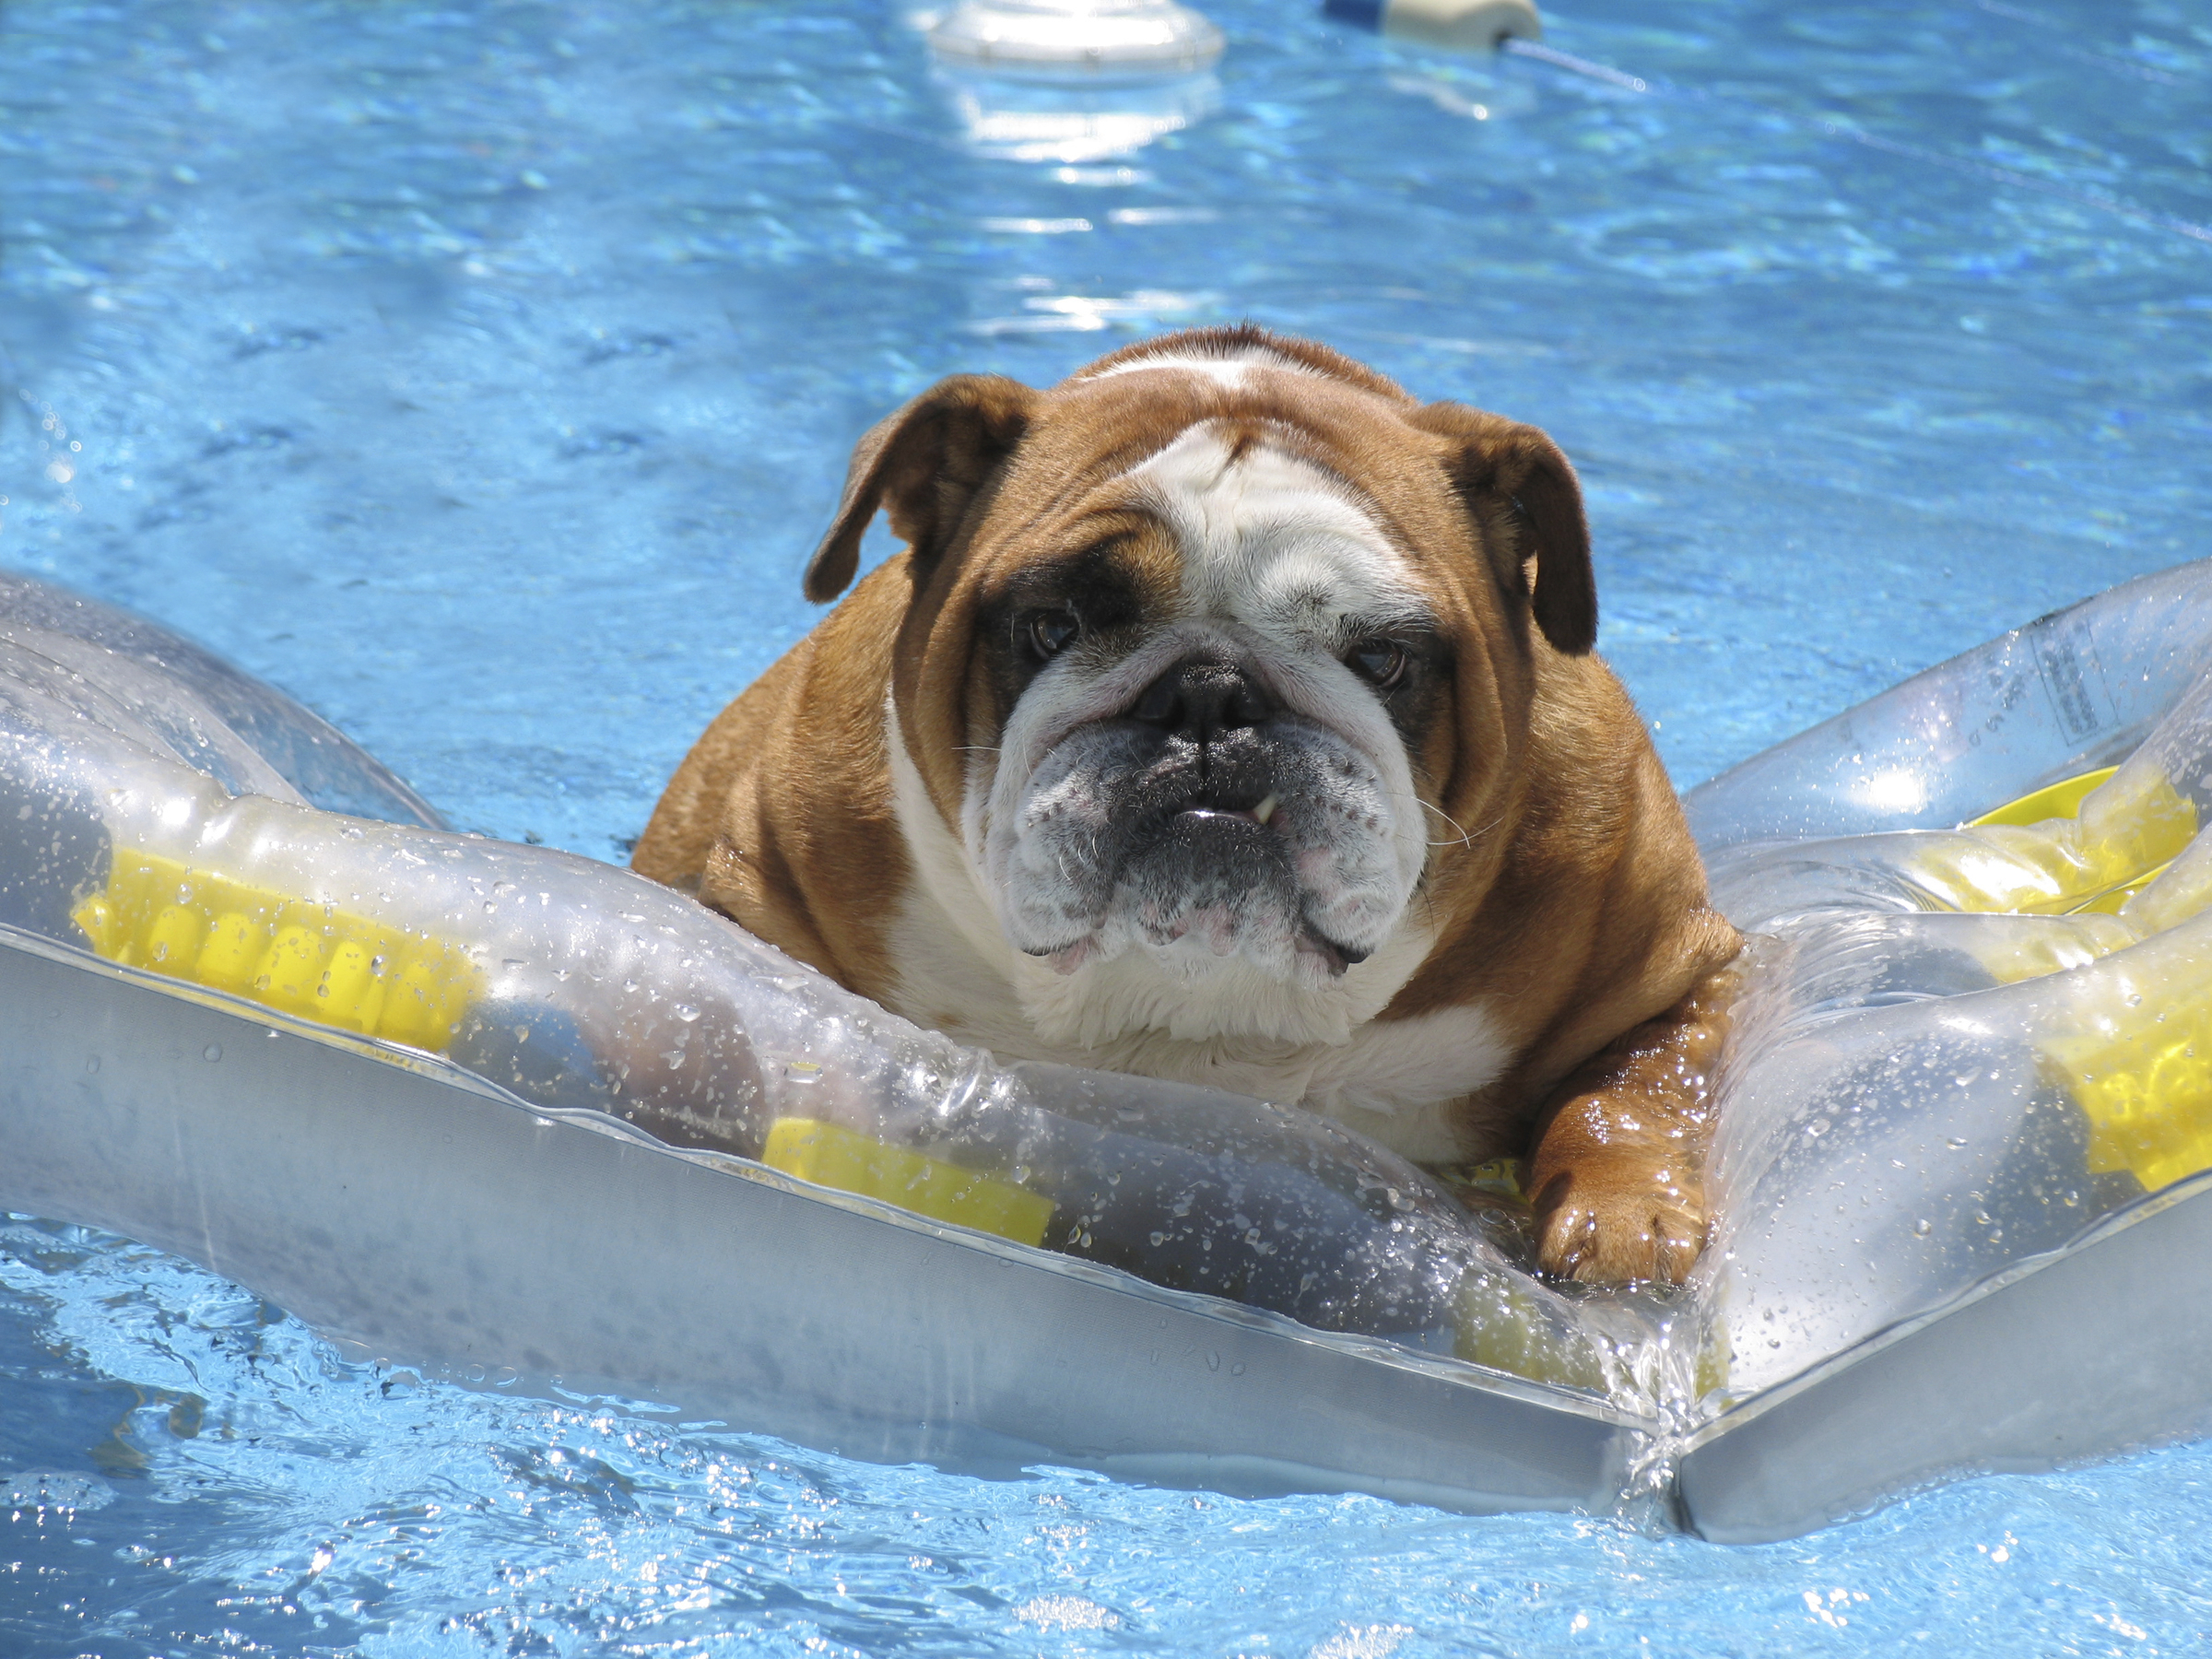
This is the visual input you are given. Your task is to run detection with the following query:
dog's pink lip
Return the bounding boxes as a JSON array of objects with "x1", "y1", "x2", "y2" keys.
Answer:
[
  {"x1": 1298, "y1": 925, "x2": 1371, "y2": 973},
  {"x1": 1031, "y1": 936, "x2": 1096, "y2": 975},
  {"x1": 1049, "y1": 946, "x2": 1088, "y2": 975}
]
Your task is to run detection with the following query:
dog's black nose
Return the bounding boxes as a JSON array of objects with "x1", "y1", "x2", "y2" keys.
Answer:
[{"x1": 1129, "y1": 659, "x2": 1277, "y2": 743}]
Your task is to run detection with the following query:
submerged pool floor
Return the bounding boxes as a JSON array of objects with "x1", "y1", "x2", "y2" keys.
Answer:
[{"x1": 4, "y1": 0, "x2": 2211, "y2": 1652}]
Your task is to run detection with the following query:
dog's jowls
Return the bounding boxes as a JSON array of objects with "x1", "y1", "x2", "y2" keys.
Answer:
[{"x1": 633, "y1": 326, "x2": 1742, "y2": 1284}]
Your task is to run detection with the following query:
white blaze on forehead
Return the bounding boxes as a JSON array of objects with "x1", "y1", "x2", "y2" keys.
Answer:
[
  {"x1": 1079, "y1": 344, "x2": 1324, "y2": 392},
  {"x1": 1125, "y1": 422, "x2": 1426, "y2": 636}
]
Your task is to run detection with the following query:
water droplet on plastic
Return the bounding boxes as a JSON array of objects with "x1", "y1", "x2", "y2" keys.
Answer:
[
  {"x1": 1946, "y1": 1136, "x2": 1969, "y2": 1150},
  {"x1": 1913, "y1": 1218, "x2": 1932, "y2": 1236},
  {"x1": 1806, "y1": 1117, "x2": 1830, "y2": 1137},
  {"x1": 83, "y1": 1055, "x2": 99, "y2": 1074},
  {"x1": 675, "y1": 1003, "x2": 700, "y2": 1022},
  {"x1": 202, "y1": 1043, "x2": 221, "y2": 1062}
]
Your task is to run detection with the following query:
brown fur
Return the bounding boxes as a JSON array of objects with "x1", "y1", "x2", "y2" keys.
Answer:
[{"x1": 633, "y1": 326, "x2": 1742, "y2": 1284}]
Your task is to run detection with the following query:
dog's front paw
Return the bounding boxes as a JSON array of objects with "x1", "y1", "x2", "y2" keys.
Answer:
[
  {"x1": 1523, "y1": 973, "x2": 1737, "y2": 1286},
  {"x1": 1530, "y1": 1156, "x2": 1704, "y2": 1285}
]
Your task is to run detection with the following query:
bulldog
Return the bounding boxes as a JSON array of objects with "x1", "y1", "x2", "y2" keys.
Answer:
[{"x1": 633, "y1": 326, "x2": 1742, "y2": 1284}]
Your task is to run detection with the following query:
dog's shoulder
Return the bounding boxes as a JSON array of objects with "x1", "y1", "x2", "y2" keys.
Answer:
[
  {"x1": 630, "y1": 559, "x2": 916, "y2": 1000},
  {"x1": 1388, "y1": 646, "x2": 1735, "y2": 1107}
]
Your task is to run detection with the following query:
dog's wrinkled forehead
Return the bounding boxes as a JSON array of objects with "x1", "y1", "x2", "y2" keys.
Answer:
[
  {"x1": 978, "y1": 342, "x2": 1441, "y2": 642},
  {"x1": 1116, "y1": 420, "x2": 1428, "y2": 638}
]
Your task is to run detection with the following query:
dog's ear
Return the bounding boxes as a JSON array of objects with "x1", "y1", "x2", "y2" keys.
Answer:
[
  {"x1": 804, "y1": 375, "x2": 1039, "y2": 604},
  {"x1": 1404, "y1": 403, "x2": 1596, "y2": 655}
]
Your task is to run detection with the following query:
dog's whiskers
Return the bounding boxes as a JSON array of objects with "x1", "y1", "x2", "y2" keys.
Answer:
[{"x1": 1421, "y1": 799, "x2": 1500, "y2": 849}]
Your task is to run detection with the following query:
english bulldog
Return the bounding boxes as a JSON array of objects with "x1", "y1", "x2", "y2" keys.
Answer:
[{"x1": 633, "y1": 326, "x2": 1742, "y2": 1283}]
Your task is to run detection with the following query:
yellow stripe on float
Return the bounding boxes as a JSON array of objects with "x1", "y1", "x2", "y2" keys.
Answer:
[
  {"x1": 761, "y1": 1116, "x2": 1054, "y2": 1247},
  {"x1": 69, "y1": 848, "x2": 480, "y2": 1053}
]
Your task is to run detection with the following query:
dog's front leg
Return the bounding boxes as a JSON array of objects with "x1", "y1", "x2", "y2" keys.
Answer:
[{"x1": 1525, "y1": 964, "x2": 1743, "y2": 1285}]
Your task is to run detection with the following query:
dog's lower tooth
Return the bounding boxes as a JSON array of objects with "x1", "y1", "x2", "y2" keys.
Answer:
[{"x1": 1253, "y1": 794, "x2": 1278, "y2": 825}]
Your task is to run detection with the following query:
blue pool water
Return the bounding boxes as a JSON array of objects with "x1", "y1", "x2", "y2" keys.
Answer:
[{"x1": 4, "y1": 0, "x2": 2210, "y2": 1650}]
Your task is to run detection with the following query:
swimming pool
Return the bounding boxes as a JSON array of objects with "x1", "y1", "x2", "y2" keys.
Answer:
[{"x1": 4, "y1": 0, "x2": 2209, "y2": 1650}]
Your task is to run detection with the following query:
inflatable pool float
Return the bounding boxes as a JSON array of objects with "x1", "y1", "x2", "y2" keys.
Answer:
[{"x1": 4, "y1": 561, "x2": 2212, "y2": 1541}]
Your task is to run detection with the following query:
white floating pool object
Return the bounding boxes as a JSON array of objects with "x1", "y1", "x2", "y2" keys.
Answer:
[
  {"x1": 7, "y1": 562, "x2": 2212, "y2": 1539},
  {"x1": 942, "y1": 71, "x2": 1220, "y2": 163},
  {"x1": 928, "y1": 0, "x2": 1225, "y2": 81},
  {"x1": 1324, "y1": 0, "x2": 1541, "y2": 53}
]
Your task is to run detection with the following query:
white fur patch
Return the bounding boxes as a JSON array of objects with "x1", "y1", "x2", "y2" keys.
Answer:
[
  {"x1": 1130, "y1": 423, "x2": 1429, "y2": 632},
  {"x1": 1305, "y1": 1004, "x2": 1514, "y2": 1162},
  {"x1": 1079, "y1": 343, "x2": 1323, "y2": 391}
]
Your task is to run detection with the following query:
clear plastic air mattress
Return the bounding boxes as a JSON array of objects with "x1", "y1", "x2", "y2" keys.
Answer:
[{"x1": 6, "y1": 561, "x2": 2212, "y2": 1541}]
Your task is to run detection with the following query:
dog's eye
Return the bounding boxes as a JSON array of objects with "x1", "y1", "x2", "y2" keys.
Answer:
[
  {"x1": 1347, "y1": 640, "x2": 1407, "y2": 689},
  {"x1": 1026, "y1": 609, "x2": 1081, "y2": 660}
]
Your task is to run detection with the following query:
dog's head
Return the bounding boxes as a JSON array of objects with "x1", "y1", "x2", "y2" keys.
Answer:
[{"x1": 806, "y1": 327, "x2": 1594, "y2": 1051}]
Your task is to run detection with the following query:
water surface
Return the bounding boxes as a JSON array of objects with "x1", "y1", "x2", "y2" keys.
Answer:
[{"x1": 4, "y1": 0, "x2": 2210, "y2": 1651}]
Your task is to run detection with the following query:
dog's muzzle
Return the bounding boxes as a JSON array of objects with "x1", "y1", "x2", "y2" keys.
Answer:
[{"x1": 997, "y1": 654, "x2": 1410, "y2": 979}]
